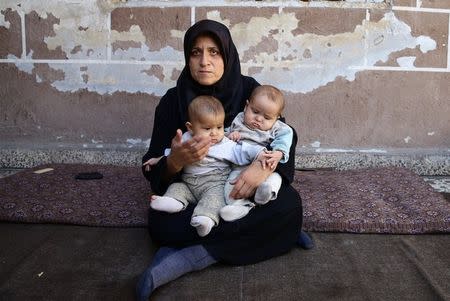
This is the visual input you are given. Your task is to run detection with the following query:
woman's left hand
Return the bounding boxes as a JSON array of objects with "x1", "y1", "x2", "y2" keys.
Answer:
[{"x1": 229, "y1": 160, "x2": 272, "y2": 199}]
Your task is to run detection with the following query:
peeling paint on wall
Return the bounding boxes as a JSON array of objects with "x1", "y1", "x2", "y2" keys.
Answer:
[
  {"x1": 2, "y1": 0, "x2": 114, "y2": 58},
  {"x1": 111, "y1": 24, "x2": 146, "y2": 47},
  {"x1": 0, "y1": 10, "x2": 10, "y2": 28},
  {"x1": 0, "y1": 1, "x2": 449, "y2": 153},
  {"x1": 0, "y1": 2, "x2": 438, "y2": 96},
  {"x1": 112, "y1": 45, "x2": 183, "y2": 62},
  {"x1": 208, "y1": 11, "x2": 436, "y2": 93},
  {"x1": 11, "y1": 56, "x2": 180, "y2": 96},
  {"x1": 396, "y1": 56, "x2": 416, "y2": 67},
  {"x1": 311, "y1": 141, "x2": 321, "y2": 148}
]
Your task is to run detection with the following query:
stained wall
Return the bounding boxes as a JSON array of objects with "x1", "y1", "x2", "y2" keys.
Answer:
[{"x1": 0, "y1": 0, "x2": 449, "y2": 161}]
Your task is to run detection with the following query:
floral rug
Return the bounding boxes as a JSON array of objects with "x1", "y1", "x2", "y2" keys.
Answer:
[
  {"x1": 0, "y1": 164, "x2": 149, "y2": 227},
  {"x1": 294, "y1": 167, "x2": 449, "y2": 233},
  {"x1": 1, "y1": 164, "x2": 449, "y2": 233}
]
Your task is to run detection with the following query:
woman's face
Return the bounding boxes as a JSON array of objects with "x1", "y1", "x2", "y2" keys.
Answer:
[{"x1": 189, "y1": 35, "x2": 224, "y2": 86}]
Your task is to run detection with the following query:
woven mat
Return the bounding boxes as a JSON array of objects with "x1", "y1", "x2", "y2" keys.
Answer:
[
  {"x1": 293, "y1": 167, "x2": 449, "y2": 233},
  {"x1": 0, "y1": 164, "x2": 149, "y2": 227},
  {"x1": 0, "y1": 164, "x2": 449, "y2": 233}
]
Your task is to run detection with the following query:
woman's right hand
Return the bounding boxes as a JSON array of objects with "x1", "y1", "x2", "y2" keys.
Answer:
[
  {"x1": 166, "y1": 129, "x2": 211, "y2": 174},
  {"x1": 229, "y1": 159, "x2": 272, "y2": 200}
]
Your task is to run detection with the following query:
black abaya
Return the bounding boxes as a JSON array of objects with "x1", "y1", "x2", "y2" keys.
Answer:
[{"x1": 142, "y1": 19, "x2": 302, "y2": 265}]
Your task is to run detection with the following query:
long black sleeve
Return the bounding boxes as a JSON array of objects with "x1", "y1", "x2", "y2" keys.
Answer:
[{"x1": 142, "y1": 89, "x2": 182, "y2": 194}]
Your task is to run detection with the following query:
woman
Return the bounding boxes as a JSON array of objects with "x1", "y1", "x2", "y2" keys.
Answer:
[{"x1": 137, "y1": 19, "x2": 311, "y2": 300}]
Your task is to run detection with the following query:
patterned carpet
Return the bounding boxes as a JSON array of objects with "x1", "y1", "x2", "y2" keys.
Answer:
[
  {"x1": 0, "y1": 164, "x2": 449, "y2": 233},
  {"x1": 293, "y1": 168, "x2": 449, "y2": 233},
  {"x1": 0, "y1": 164, "x2": 149, "y2": 227}
]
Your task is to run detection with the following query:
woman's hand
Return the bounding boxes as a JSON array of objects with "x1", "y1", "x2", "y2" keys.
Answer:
[
  {"x1": 166, "y1": 129, "x2": 211, "y2": 174},
  {"x1": 229, "y1": 160, "x2": 272, "y2": 199}
]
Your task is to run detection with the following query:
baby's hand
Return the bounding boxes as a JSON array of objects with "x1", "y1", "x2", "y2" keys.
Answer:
[
  {"x1": 258, "y1": 150, "x2": 283, "y2": 170},
  {"x1": 227, "y1": 131, "x2": 241, "y2": 142},
  {"x1": 143, "y1": 156, "x2": 163, "y2": 172},
  {"x1": 265, "y1": 151, "x2": 283, "y2": 170}
]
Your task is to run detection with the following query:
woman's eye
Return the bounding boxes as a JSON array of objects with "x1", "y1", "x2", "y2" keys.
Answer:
[
  {"x1": 191, "y1": 49, "x2": 200, "y2": 56},
  {"x1": 210, "y1": 49, "x2": 219, "y2": 55}
]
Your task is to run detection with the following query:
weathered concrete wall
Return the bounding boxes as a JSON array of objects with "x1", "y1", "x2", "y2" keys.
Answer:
[{"x1": 0, "y1": 0, "x2": 449, "y2": 170}]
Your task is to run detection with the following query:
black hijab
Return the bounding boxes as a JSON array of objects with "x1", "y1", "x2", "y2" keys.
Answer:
[{"x1": 176, "y1": 19, "x2": 246, "y2": 127}]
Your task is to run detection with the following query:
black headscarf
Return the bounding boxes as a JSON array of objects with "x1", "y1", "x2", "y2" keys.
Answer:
[{"x1": 176, "y1": 19, "x2": 246, "y2": 127}]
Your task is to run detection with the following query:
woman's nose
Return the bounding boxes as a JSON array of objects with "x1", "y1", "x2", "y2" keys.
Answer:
[{"x1": 200, "y1": 53, "x2": 208, "y2": 66}]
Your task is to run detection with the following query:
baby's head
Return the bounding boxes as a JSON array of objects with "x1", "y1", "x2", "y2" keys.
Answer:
[
  {"x1": 244, "y1": 85, "x2": 285, "y2": 131},
  {"x1": 186, "y1": 95, "x2": 225, "y2": 145}
]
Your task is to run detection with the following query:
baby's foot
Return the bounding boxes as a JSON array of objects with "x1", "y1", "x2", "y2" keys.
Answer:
[
  {"x1": 220, "y1": 204, "x2": 253, "y2": 222},
  {"x1": 254, "y1": 182, "x2": 274, "y2": 205},
  {"x1": 150, "y1": 196, "x2": 184, "y2": 213},
  {"x1": 190, "y1": 216, "x2": 215, "y2": 237}
]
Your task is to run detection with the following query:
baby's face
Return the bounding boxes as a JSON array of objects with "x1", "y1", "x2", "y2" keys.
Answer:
[
  {"x1": 243, "y1": 95, "x2": 280, "y2": 131},
  {"x1": 189, "y1": 113, "x2": 225, "y2": 145}
]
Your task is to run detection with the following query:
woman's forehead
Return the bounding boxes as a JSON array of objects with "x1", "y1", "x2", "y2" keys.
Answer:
[{"x1": 192, "y1": 34, "x2": 220, "y2": 48}]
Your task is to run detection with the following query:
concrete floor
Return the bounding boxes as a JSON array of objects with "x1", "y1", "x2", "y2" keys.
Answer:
[{"x1": 1, "y1": 167, "x2": 449, "y2": 300}]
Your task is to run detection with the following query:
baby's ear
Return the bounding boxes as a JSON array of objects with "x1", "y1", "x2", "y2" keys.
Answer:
[{"x1": 185, "y1": 121, "x2": 193, "y2": 132}]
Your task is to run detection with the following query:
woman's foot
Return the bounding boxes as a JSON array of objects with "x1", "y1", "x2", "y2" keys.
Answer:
[
  {"x1": 297, "y1": 231, "x2": 314, "y2": 250},
  {"x1": 136, "y1": 263, "x2": 155, "y2": 301},
  {"x1": 150, "y1": 196, "x2": 184, "y2": 213},
  {"x1": 136, "y1": 246, "x2": 217, "y2": 300}
]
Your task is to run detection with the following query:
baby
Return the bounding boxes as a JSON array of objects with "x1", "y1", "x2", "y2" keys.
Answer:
[
  {"x1": 220, "y1": 85, "x2": 293, "y2": 221},
  {"x1": 143, "y1": 95, "x2": 266, "y2": 237}
]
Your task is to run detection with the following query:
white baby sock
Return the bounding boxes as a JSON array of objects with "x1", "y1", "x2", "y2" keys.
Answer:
[
  {"x1": 220, "y1": 204, "x2": 252, "y2": 222},
  {"x1": 150, "y1": 196, "x2": 184, "y2": 213},
  {"x1": 190, "y1": 216, "x2": 215, "y2": 237},
  {"x1": 254, "y1": 182, "x2": 274, "y2": 205}
]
